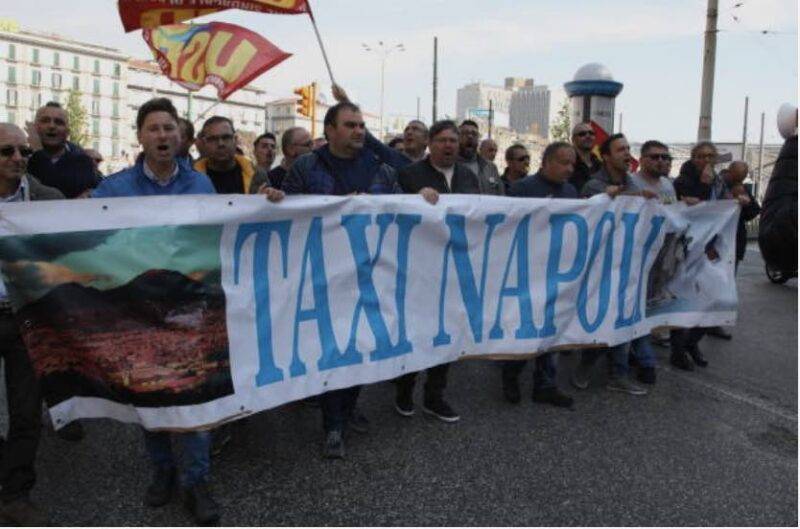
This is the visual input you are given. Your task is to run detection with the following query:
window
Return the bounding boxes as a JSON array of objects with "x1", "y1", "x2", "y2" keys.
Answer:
[
  {"x1": 91, "y1": 99, "x2": 100, "y2": 115},
  {"x1": 112, "y1": 142, "x2": 120, "y2": 157},
  {"x1": 32, "y1": 48, "x2": 40, "y2": 64},
  {"x1": 92, "y1": 119, "x2": 100, "y2": 136},
  {"x1": 112, "y1": 81, "x2": 119, "y2": 97},
  {"x1": 113, "y1": 63, "x2": 121, "y2": 78},
  {"x1": 53, "y1": 52, "x2": 60, "y2": 67},
  {"x1": 92, "y1": 141, "x2": 99, "y2": 151},
  {"x1": 7, "y1": 111, "x2": 16, "y2": 124},
  {"x1": 7, "y1": 66, "x2": 16, "y2": 84},
  {"x1": 52, "y1": 73, "x2": 62, "y2": 89},
  {"x1": 29, "y1": 92, "x2": 42, "y2": 110},
  {"x1": 31, "y1": 70, "x2": 41, "y2": 87},
  {"x1": 93, "y1": 59, "x2": 100, "y2": 74},
  {"x1": 72, "y1": 76, "x2": 80, "y2": 91},
  {"x1": 93, "y1": 79, "x2": 100, "y2": 95},
  {"x1": 73, "y1": 55, "x2": 79, "y2": 70},
  {"x1": 51, "y1": 93, "x2": 60, "y2": 104},
  {"x1": 6, "y1": 89, "x2": 17, "y2": 107},
  {"x1": 8, "y1": 44, "x2": 15, "y2": 61},
  {"x1": 112, "y1": 101, "x2": 119, "y2": 118},
  {"x1": 112, "y1": 123, "x2": 119, "y2": 138}
]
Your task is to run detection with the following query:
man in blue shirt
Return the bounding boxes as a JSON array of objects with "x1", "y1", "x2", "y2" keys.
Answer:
[{"x1": 91, "y1": 98, "x2": 220, "y2": 525}]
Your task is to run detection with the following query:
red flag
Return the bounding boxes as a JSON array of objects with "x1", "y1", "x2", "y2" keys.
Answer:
[
  {"x1": 119, "y1": 0, "x2": 309, "y2": 32},
  {"x1": 143, "y1": 22, "x2": 291, "y2": 100}
]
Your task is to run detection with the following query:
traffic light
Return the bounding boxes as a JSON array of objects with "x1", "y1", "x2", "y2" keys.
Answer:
[{"x1": 294, "y1": 84, "x2": 314, "y2": 118}]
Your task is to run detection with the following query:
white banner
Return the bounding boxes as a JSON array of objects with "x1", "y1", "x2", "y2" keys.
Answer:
[{"x1": 0, "y1": 194, "x2": 740, "y2": 430}]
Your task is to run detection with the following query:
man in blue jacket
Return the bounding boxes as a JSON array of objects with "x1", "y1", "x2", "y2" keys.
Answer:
[{"x1": 91, "y1": 97, "x2": 219, "y2": 525}]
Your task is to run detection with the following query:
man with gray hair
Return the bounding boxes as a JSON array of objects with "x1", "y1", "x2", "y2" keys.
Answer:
[
  {"x1": 478, "y1": 138, "x2": 498, "y2": 164},
  {"x1": 0, "y1": 123, "x2": 63, "y2": 526}
]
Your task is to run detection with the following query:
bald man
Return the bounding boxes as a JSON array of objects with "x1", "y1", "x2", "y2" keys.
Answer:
[
  {"x1": 478, "y1": 138, "x2": 498, "y2": 164},
  {"x1": 570, "y1": 122, "x2": 602, "y2": 193},
  {"x1": 0, "y1": 123, "x2": 62, "y2": 526},
  {"x1": 27, "y1": 102, "x2": 99, "y2": 198}
]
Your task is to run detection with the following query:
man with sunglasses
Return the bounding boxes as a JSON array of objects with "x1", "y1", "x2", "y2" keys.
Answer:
[
  {"x1": 632, "y1": 141, "x2": 677, "y2": 203},
  {"x1": 0, "y1": 123, "x2": 63, "y2": 526},
  {"x1": 194, "y1": 116, "x2": 257, "y2": 194},
  {"x1": 27, "y1": 102, "x2": 100, "y2": 199},
  {"x1": 570, "y1": 122, "x2": 602, "y2": 193},
  {"x1": 501, "y1": 144, "x2": 531, "y2": 187}
]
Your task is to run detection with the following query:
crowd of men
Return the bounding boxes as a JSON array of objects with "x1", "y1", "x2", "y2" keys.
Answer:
[{"x1": 0, "y1": 83, "x2": 789, "y2": 525}]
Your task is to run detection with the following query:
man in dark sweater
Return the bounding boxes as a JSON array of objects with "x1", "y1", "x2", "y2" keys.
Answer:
[
  {"x1": 570, "y1": 122, "x2": 602, "y2": 193},
  {"x1": 283, "y1": 102, "x2": 404, "y2": 460},
  {"x1": 26, "y1": 102, "x2": 100, "y2": 198},
  {"x1": 501, "y1": 142, "x2": 577, "y2": 408},
  {"x1": 394, "y1": 120, "x2": 481, "y2": 424},
  {"x1": 194, "y1": 116, "x2": 257, "y2": 194}
]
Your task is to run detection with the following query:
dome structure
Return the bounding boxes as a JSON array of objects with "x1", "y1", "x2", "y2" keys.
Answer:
[{"x1": 573, "y1": 63, "x2": 614, "y2": 82}]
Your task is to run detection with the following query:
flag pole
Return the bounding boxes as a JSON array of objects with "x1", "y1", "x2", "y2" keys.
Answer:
[{"x1": 306, "y1": 1, "x2": 336, "y2": 86}]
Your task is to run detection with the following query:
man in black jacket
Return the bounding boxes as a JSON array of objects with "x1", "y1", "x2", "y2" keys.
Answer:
[
  {"x1": 501, "y1": 142, "x2": 576, "y2": 408},
  {"x1": 759, "y1": 131, "x2": 797, "y2": 278},
  {"x1": 26, "y1": 102, "x2": 100, "y2": 198},
  {"x1": 570, "y1": 122, "x2": 602, "y2": 193},
  {"x1": 394, "y1": 120, "x2": 480, "y2": 423}
]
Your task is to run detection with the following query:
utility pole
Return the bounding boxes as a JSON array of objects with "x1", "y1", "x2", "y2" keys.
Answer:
[
  {"x1": 697, "y1": 0, "x2": 719, "y2": 141},
  {"x1": 432, "y1": 36, "x2": 438, "y2": 123},
  {"x1": 488, "y1": 99, "x2": 493, "y2": 139},
  {"x1": 618, "y1": 112, "x2": 623, "y2": 133},
  {"x1": 756, "y1": 111, "x2": 765, "y2": 199},
  {"x1": 741, "y1": 96, "x2": 749, "y2": 160}
]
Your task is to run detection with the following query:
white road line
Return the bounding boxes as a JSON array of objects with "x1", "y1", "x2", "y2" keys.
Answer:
[{"x1": 661, "y1": 366, "x2": 798, "y2": 425}]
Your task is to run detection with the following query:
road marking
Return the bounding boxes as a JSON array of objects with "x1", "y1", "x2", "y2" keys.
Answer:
[{"x1": 661, "y1": 366, "x2": 798, "y2": 425}]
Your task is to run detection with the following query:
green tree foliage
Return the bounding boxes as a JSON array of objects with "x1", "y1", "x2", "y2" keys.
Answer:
[
  {"x1": 550, "y1": 97, "x2": 571, "y2": 142},
  {"x1": 65, "y1": 89, "x2": 89, "y2": 147}
]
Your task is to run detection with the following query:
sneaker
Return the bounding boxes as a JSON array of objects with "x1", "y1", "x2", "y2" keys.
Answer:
[
  {"x1": 145, "y1": 466, "x2": 176, "y2": 507},
  {"x1": 210, "y1": 424, "x2": 232, "y2": 457},
  {"x1": 570, "y1": 363, "x2": 592, "y2": 390},
  {"x1": 706, "y1": 326, "x2": 732, "y2": 340},
  {"x1": 394, "y1": 389, "x2": 415, "y2": 417},
  {"x1": 348, "y1": 408, "x2": 369, "y2": 434},
  {"x1": 637, "y1": 367, "x2": 657, "y2": 385},
  {"x1": 532, "y1": 387, "x2": 574, "y2": 408},
  {"x1": 0, "y1": 497, "x2": 50, "y2": 526},
  {"x1": 687, "y1": 345, "x2": 709, "y2": 367},
  {"x1": 56, "y1": 421, "x2": 84, "y2": 442},
  {"x1": 502, "y1": 377, "x2": 521, "y2": 404},
  {"x1": 670, "y1": 351, "x2": 694, "y2": 371},
  {"x1": 606, "y1": 376, "x2": 648, "y2": 396},
  {"x1": 323, "y1": 430, "x2": 345, "y2": 459},
  {"x1": 422, "y1": 398, "x2": 460, "y2": 423},
  {"x1": 183, "y1": 481, "x2": 221, "y2": 526}
]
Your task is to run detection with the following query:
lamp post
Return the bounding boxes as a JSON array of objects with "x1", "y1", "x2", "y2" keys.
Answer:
[{"x1": 362, "y1": 41, "x2": 404, "y2": 138}]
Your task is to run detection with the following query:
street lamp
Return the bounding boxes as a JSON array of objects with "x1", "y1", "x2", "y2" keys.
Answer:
[{"x1": 362, "y1": 41, "x2": 404, "y2": 138}]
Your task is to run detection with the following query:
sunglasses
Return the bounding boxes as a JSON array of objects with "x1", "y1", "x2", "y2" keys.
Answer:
[
  {"x1": 575, "y1": 130, "x2": 595, "y2": 138},
  {"x1": 0, "y1": 145, "x2": 34, "y2": 158},
  {"x1": 647, "y1": 153, "x2": 673, "y2": 161},
  {"x1": 513, "y1": 155, "x2": 531, "y2": 162}
]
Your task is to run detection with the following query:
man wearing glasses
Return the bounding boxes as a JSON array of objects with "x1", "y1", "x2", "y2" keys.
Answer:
[
  {"x1": 570, "y1": 122, "x2": 602, "y2": 193},
  {"x1": 631, "y1": 141, "x2": 677, "y2": 203},
  {"x1": 0, "y1": 123, "x2": 63, "y2": 526},
  {"x1": 501, "y1": 144, "x2": 531, "y2": 188},
  {"x1": 194, "y1": 116, "x2": 257, "y2": 194}
]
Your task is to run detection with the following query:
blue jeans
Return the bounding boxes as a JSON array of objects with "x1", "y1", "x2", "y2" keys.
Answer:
[
  {"x1": 630, "y1": 335, "x2": 657, "y2": 368},
  {"x1": 143, "y1": 430, "x2": 211, "y2": 487},
  {"x1": 579, "y1": 343, "x2": 631, "y2": 377},
  {"x1": 502, "y1": 353, "x2": 557, "y2": 390}
]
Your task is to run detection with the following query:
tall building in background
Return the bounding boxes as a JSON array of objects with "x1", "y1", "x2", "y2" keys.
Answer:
[
  {"x1": 455, "y1": 81, "x2": 512, "y2": 128},
  {"x1": 510, "y1": 82, "x2": 551, "y2": 137}
]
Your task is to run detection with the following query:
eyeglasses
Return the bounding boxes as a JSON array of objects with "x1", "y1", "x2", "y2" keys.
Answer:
[
  {"x1": 0, "y1": 145, "x2": 34, "y2": 158},
  {"x1": 512, "y1": 155, "x2": 531, "y2": 162},
  {"x1": 575, "y1": 130, "x2": 595, "y2": 138},
  {"x1": 647, "y1": 153, "x2": 673, "y2": 161}
]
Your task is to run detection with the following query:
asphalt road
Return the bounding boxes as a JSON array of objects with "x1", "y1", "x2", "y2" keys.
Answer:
[{"x1": 2, "y1": 245, "x2": 797, "y2": 526}]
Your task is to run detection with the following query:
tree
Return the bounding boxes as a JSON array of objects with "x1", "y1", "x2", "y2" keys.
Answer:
[
  {"x1": 550, "y1": 97, "x2": 571, "y2": 143},
  {"x1": 65, "y1": 89, "x2": 89, "y2": 147}
]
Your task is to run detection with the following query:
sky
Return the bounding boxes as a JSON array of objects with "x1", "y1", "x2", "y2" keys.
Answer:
[{"x1": 7, "y1": 0, "x2": 798, "y2": 143}]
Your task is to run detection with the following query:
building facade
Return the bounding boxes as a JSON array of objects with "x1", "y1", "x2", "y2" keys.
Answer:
[
  {"x1": 510, "y1": 84, "x2": 551, "y2": 137},
  {"x1": 456, "y1": 82, "x2": 512, "y2": 129}
]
